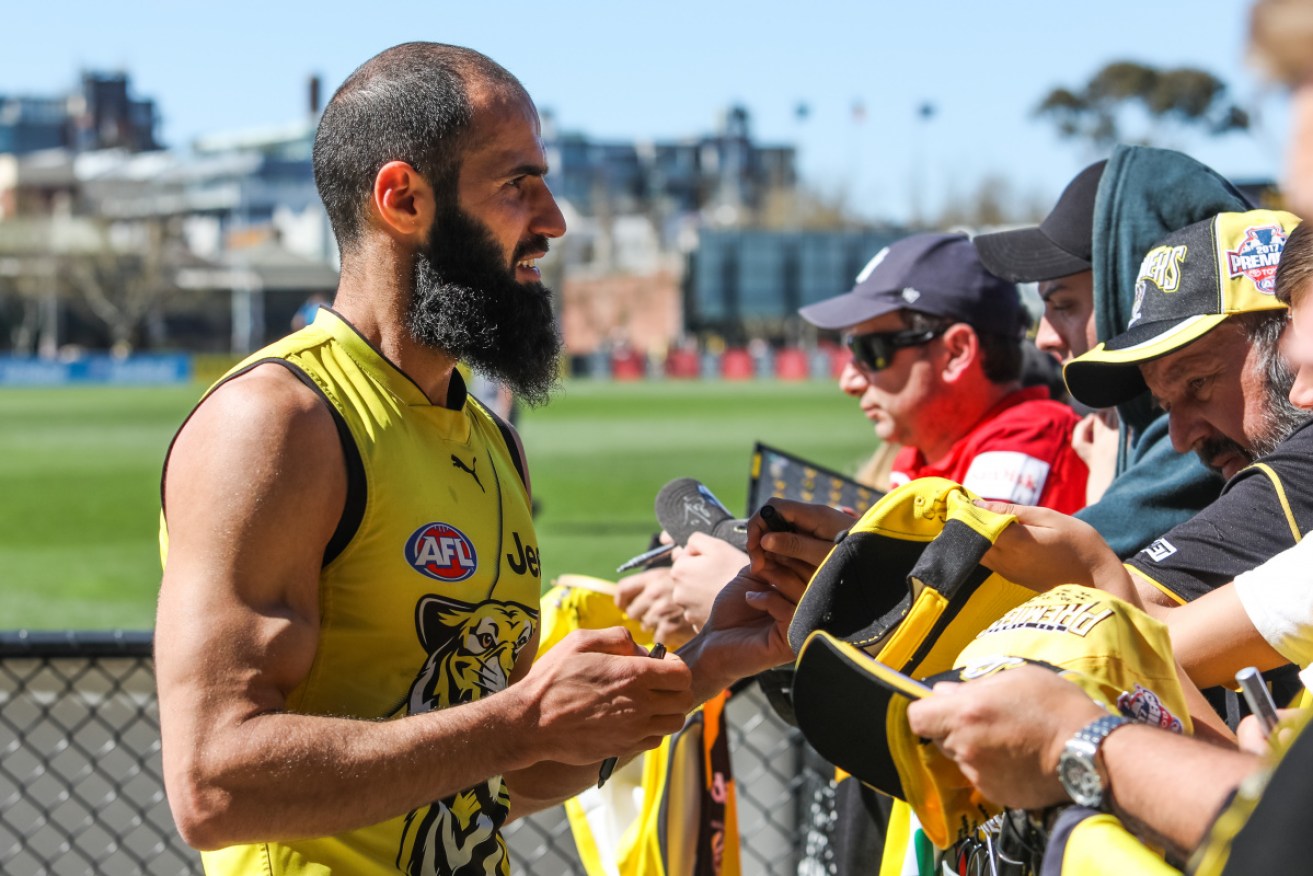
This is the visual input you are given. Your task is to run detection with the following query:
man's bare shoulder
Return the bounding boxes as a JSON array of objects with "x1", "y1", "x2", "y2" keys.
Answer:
[
  {"x1": 166, "y1": 362, "x2": 345, "y2": 521},
  {"x1": 179, "y1": 364, "x2": 337, "y2": 454}
]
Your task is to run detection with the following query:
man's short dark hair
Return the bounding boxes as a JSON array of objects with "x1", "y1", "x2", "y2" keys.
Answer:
[
  {"x1": 312, "y1": 42, "x2": 526, "y2": 253},
  {"x1": 899, "y1": 310, "x2": 1024, "y2": 385},
  {"x1": 1276, "y1": 221, "x2": 1313, "y2": 309}
]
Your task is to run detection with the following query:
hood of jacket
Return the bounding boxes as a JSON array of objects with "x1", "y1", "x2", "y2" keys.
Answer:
[{"x1": 1091, "y1": 144, "x2": 1251, "y2": 434}]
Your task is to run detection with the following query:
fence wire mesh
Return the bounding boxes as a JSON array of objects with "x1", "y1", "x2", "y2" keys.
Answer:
[{"x1": 2, "y1": 632, "x2": 836, "y2": 875}]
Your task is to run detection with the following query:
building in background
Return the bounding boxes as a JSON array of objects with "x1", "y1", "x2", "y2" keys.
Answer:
[
  {"x1": 0, "y1": 72, "x2": 160, "y2": 156},
  {"x1": 0, "y1": 70, "x2": 903, "y2": 372},
  {"x1": 0, "y1": 74, "x2": 335, "y2": 356}
]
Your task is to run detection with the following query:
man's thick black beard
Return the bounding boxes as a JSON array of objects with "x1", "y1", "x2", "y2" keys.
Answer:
[{"x1": 406, "y1": 203, "x2": 562, "y2": 406}]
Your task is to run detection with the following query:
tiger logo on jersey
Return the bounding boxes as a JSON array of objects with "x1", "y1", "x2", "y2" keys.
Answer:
[{"x1": 393, "y1": 594, "x2": 538, "y2": 876}]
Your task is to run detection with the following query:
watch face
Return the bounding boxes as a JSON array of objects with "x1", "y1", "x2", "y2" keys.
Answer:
[{"x1": 1058, "y1": 747, "x2": 1103, "y2": 808}]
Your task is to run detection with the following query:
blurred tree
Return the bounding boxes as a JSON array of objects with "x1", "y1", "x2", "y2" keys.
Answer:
[
  {"x1": 757, "y1": 184, "x2": 865, "y2": 230},
  {"x1": 0, "y1": 255, "x2": 55, "y2": 354},
  {"x1": 0, "y1": 217, "x2": 184, "y2": 354},
  {"x1": 1036, "y1": 61, "x2": 1250, "y2": 152},
  {"x1": 61, "y1": 216, "x2": 184, "y2": 353},
  {"x1": 934, "y1": 174, "x2": 1050, "y2": 229}
]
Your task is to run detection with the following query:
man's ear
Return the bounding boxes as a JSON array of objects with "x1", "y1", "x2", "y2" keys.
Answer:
[
  {"x1": 939, "y1": 323, "x2": 979, "y2": 383},
  {"x1": 371, "y1": 161, "x2": 435, "y2": 245}
]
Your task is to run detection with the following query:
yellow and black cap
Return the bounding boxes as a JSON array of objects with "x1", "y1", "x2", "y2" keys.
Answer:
[
  {"x1": 794, "y1": 584, "x2": 1193, "y2": 849},
  {"x1": 1065, "y1": 209, "x2": 1301, "y2": 409}
]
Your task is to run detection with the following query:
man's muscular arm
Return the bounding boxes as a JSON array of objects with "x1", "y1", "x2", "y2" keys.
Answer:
[{"x1": 157, "y1": 367, "x2": 691, "y2": 849}]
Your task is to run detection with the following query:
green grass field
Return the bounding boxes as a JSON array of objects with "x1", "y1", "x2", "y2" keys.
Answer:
[{"x1": 0, "y1": 379, "x2": 875, "y2": 630}]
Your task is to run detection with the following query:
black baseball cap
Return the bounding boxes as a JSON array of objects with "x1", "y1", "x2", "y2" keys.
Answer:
[
  {"x1": 798, "y1": 232, "x2": 1024, "y2": 336},
  {"x1": 974, "y1": 160, "x2": 1106, "y2": 283}
]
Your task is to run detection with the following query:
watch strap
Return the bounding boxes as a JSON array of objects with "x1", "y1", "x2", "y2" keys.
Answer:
[
  {"x1": 1073, "y1": 713, "x2": 1132, "y2": 749},
  {"x1": 1061, "y1": 713, "x2": 1132, "y2": 810}
]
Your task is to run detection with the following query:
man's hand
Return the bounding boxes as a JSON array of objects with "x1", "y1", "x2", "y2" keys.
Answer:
[
  {"x1": 615, "y1": 566, "x2": 696, "y2": 648},
  {"x1": 974, "y1": 501, "x2": 1140, "y2": 605},
  {"x1": 669, "y1": 534, "x2": 749, "y2": 631},
  {"x1": 1072, "y1": 411, "x2": 1120, "y2": 505},
  {"x1": 678, "y1": 567, "x2": 798, "y2": 702},
  {"x1": 510, "y1": 627, "x2": 693, "y2": 767},
  {"x1": 906, "y1": 665, "x2": 1105, "y2": 810},
  {"x1": 745, "y1": 499, "x2": 856, "y2": 598},
  {"x1": 1236, "y1": 708, "x2": 1304, "y2": 755}
]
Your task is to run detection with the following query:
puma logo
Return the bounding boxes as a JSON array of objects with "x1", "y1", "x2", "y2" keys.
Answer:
[{"x1": 452, "y1": 454, "x2": 485, "y2": 492}]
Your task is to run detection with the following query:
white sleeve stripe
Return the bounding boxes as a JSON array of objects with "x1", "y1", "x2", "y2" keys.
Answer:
[{"x1": 961, "y1": 451, "x2": 1051, "y2": 506}]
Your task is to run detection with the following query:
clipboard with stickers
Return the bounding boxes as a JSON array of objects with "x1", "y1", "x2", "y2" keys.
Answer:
[{"x1": 746, "y1": 442, "x2": 883, "y2": 516}]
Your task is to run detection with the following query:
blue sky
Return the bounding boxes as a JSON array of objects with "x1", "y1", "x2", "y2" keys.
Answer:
[{"x1": 3, "y1": 0, "x2": 1288, "y2": 223}]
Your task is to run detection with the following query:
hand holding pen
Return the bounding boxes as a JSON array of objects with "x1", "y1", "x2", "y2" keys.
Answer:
[{"x1": 597, "y1": 642, "x2": 667, "y2": 788}]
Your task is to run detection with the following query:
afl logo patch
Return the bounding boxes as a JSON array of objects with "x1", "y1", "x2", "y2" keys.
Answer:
[{"x1": 405, "y1": 522, "x2": 478, "y2": 582}]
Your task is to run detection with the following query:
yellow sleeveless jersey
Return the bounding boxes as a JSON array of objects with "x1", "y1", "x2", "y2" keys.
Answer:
[{"x1": 161, "y1": 308, "x2": 542, "y2": 875}]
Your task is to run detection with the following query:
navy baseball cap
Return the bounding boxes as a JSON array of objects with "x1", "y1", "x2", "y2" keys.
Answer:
[
  {"x1": 974, "y1": 161, "x2": 1105, "y2": 283},
  {"x1": 799, "y1": 232, "x2": 1025, "y2": 336}
]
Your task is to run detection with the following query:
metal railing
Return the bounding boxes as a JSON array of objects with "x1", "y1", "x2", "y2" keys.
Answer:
[{"x1": 1, "y1": 632, "x2": 832, "y2": 875}]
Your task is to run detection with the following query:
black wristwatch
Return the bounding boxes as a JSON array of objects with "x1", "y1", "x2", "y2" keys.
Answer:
[{"x1": 1057, "y1": 714, "x2": 1131, "y2": 809}]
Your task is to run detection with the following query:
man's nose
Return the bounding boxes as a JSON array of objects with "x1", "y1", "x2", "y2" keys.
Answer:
[
  {"x1": 1035, "y1": 315, "x2": 1068, "y2": 361},
  {"x1": 1290, "y1": 363, "x2": 1313, "y2": 410},
  {"x1": 530, "y1": 182, "x2": 567, "y2": 239},
  {"x1": 838, "y1": 360, "x2": 868, "y2": 397},
  {"x1": 1166, "y1": 403, "x2": 1211, "y2": 455}
]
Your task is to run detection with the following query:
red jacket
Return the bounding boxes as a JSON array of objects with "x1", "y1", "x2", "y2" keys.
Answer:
[{"x1": 889, "y1": 387, "x2": 1089, "y2": 514}]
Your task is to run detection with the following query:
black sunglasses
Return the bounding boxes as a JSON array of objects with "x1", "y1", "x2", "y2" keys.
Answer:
[{"x1": 844, "y1": 326, "x2": 946, "y2": 372}]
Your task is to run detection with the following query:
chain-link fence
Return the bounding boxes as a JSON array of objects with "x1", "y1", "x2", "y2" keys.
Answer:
[{"x1": 1, "y1": 631, "x2": 832, "y2": 875}]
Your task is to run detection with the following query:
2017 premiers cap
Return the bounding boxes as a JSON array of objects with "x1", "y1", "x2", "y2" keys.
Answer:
[
  {"x1": 1064, "y1": 209, "x2": 1302, "y2": 409},
  {"x1": 799, "y1": 232, "x2": 1024, "y2": 337},
  {"x1": 795, "y1": 578, "x2": 1192, "y2": 849}
]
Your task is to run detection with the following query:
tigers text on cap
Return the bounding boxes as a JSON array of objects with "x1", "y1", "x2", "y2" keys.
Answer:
[
  {"x1": 798, "y1": 232, "x2": 1024, "y2": 336},
  {"x1": 1065, "y1": 209, "x2": 1302, "y2": 410},
  {"x1": 973, "y1": 160, "x2": 1105, "y2": 283}
]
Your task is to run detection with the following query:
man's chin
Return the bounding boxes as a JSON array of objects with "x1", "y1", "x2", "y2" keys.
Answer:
[{"x1": 1208, "y1": 453, "x2": 1250, "y2": 481}]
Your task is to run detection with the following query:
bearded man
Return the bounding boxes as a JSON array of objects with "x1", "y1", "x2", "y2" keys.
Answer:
[{"x1": 153, "y1": 43, "x2": 797, "y2": 876}]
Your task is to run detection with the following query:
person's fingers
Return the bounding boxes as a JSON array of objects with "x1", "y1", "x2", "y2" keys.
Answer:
[
  {"x1": 759, "y1": 531, "x2": 833, "y2": 567},
  {"x1": 614, "y1": 573, "x2": 649, "y2": 611},
  {"x1": 973, "y1": 499, "x2": 1018, "y2": 517},
  {"x1": 1073, "y1": 414, "x2": 1096, "y2": 443},
  {"x1": 744, "y1": 588, "x2": 796, "y2": 622},
  {"x1": 565, "y1": 625, "x2": 643, "y2": 656},
  {"x1": 905, "y1": 689, "x2": 958, "y2": 739},
  {"x1": 641, "y1": 597, "x2": 679, "y2": 631},
  {"x1": 765, "y1": 569, "x2": 808, "y2": 604},
  {"x1": 684, "y1": 532, "x2": 712, "y2": 555},
  {"x1": 1235, "y1": 715, "x2": 1269, "y2": 756}
]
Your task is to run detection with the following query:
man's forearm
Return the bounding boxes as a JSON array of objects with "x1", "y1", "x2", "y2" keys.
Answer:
[
  {"x1": 166, "y1": 688, "x2": 538, "y2": 850},
  {"x1": 1101, "y1": 725, "x2": 1256, "y2": 858}
]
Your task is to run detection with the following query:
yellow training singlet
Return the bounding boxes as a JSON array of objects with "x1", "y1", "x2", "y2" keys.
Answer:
[{"x1": 161, "y1": 308, "x2": 542, "y2": 875}]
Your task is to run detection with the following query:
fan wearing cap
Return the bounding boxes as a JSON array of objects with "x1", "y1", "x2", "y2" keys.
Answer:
[
  {"x1": 800, "y1": 232, "x2": 1089, "y2": 515},
  {"x1": 976, "y1": 146, "x2": 1246, "y2": 562},
  {"x1": 1061, "y1": 210, "x2": 1313, "y2": 608}
]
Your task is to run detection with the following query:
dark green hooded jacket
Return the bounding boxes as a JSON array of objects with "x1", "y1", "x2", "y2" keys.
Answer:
[{"x1": 1072, "y1": 145, "x2": 1242, "y2": 556}]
